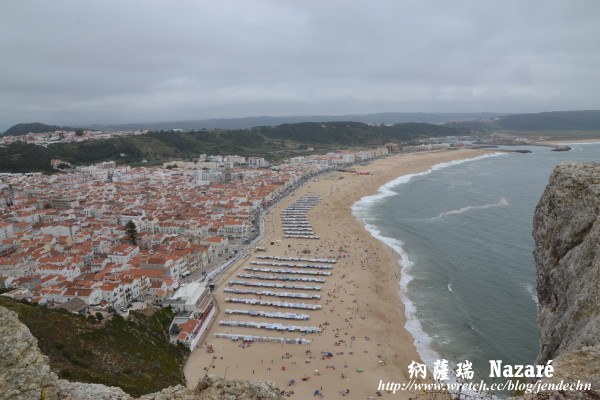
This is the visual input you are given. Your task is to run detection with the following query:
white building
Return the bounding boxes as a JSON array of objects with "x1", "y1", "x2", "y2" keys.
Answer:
[{"x1": 163, "y1": 281, "x2": 210, "y2": 314}]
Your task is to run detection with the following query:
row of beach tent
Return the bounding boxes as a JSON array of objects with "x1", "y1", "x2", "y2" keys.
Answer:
[
  {"x1": 256, "y1": 255, "x2": 337, "y2": 263},
  {"x1": 283, "y1": 235, "x2": 321, "y2": 239},
  {"x1": 237, "y1": 273, "x2": 326, "y2": 283},
  {"x1": 245, "y1": 267, "x2": 332, "y2": 276},
  {"x1": 225, "y1": 309, "x2": 310, "y2": 320},
  {"x1": 282, "y1": 223, "x2": 312, "y2": 227},
  {"x1": 228, "y1": 280, "x2": 322, "y2": 291},
  {"x1": 225, "y1": 297, "x2": 322, "y2": 310},
  {"x1": 224, "y1": 288, "x2": 322, "y2": 300},
  {"x1": 219, "y1": 320, "x2": 321, "y2": 333},
  {"x1": 250, "y1": 261, "x2": 333, "y2": 269},
  {"x1": 214, "y1": 333, "x2": 312, "y2": 344}
]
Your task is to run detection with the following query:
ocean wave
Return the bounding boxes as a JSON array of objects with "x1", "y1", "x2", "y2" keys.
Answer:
[
  {"x1": 426, "y1": 197, "x2": 509, "y2": 222},
  {"x1": 350, "y1": 152, "x2": 505, "y2": 369},
  {"x1": 360, "y1": 222, "x2": 442, "y2": 369},
  {"x1": 525, "y1": 284, "x2": 538, "y2": 305},
  {"x1": 351, "y1": 152, "x2": 504, "y2": 217}
]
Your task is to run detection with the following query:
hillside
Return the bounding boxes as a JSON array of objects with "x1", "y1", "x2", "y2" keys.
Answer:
[
  {"x1": 0, "y1": 298, "x2": 188, "y2": 396},
  {"x1": 80, "y1": 112, "x2": 504, "y2": 131},
  {"x1": 0, "y1": 121, "x2": 463, "y2": 172},
  {"x1": 448, "y1": 110, "x2": 600, "y2": 137},
  {"x1": 254, "y1": 121, "x2": 460, "y2": 143},
  {"x1": 0, "y1": 142, "x2": 55, "y2": 173},
  {"x1": 2, "y1": 122, "x2": 76, "y2": 137},
  {"x1": 0, "y1": 304, "x2": 284, "y2": 400},
  {"x1": 494, "y1": 110, "x2": 600, "y2": 131}
]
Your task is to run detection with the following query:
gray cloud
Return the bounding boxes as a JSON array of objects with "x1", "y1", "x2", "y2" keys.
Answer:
[{"x1": 1, "y1": 0, "x2": 599, "y2": 130}]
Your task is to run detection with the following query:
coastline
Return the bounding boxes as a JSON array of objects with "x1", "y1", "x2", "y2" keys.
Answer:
[
  {"x1": 184, "y1": 148, "x2": 493, "y2": 399},
  {"x1": 540, "y1": 138, "x2": 600, "y2": 144}
]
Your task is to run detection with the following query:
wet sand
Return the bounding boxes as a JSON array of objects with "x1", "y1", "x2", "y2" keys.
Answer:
[{"x1": 184, "y1": 149, "x2": 492, "y2": 399}]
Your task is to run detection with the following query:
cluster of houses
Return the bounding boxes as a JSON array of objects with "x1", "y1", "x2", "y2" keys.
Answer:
[
  {"x1": 0, "y1": 145, "x2": 399, "y2": 348},
  {"x1": 0, "y1": 159, "x2": 331, "y2": 309},
  {"x1": 0, "y1": 129, "x2": 150, "y2": 146}
]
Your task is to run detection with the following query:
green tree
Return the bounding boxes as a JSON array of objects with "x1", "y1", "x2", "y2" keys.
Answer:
[
  {"x1": 75, "y1": 129, "x2": 84, "y2": 136},
  {"x1": 125, "y1": 220, "x2": 138, "y2": 245}
]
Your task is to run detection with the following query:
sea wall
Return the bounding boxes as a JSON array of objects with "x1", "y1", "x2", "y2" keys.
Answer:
[
  {"x1": 0, "y1": 305, "x2": 283, "y2": 400},
  {"x1": 526, "y1": 161, "x2": 600, "y2": 398}
]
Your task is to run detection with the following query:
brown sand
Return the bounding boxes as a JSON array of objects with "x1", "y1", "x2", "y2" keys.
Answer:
[{"x1": 184, "y1": 149, "x2": 492, "y2": 399}]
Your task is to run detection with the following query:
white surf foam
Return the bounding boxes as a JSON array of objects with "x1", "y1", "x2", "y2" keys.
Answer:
[
  {"x1": 361, "y1": 222, "x2": 441, "y2": 368},
  {"x1": 426, "y1": 197, "x2": 509, "y2": 222},
  {"x1": 351, "y1": 152, "x2": 505, "y2": 371},
  {"x1": 525, "y1": 284, "x2": 538, "y2": 305},
  {"x1": 351, "y1": 153, "x2": 503, "y2": 217}
]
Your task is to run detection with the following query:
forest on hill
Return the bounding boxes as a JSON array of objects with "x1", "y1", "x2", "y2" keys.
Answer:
[{"x1": 0, "y1": 121, "x2": 462, "y2": 172}]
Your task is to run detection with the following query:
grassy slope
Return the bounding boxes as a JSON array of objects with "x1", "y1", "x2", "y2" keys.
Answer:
[{"x1": 0, "y1": 298, "x2": 188, "y2": 396}]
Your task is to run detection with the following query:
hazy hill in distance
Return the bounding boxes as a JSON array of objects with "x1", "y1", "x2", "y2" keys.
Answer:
[
  {"x1": 449, "y1": 110, "x2": 600, "y2": 133},
  {"x1": 493, "y1": 110, "x2": 600, "y2": 131},
  {"x1": 82, "y1": 112, "x2": 505, "y2": 132}
]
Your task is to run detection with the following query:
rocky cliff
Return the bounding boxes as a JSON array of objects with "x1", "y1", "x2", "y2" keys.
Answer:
[
  {"x1": 0, "y1": 306, "x2": 283, "y2": 400},
  {"x1": 528, "y1": 161, "x2": 600, "y2": 398}
]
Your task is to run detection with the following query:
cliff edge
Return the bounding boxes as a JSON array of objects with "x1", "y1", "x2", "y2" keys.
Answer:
[
  {"x1": 0, "y1": 305, "x2": 283, "y2": 400},
  {"x1": 529, "y1": 161, "x2": 600, "y2": 398}
]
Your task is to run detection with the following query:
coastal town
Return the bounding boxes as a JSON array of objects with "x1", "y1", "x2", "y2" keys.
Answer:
[{"x1": 0, "y1": 145, "x2": 397, "y2": 349}]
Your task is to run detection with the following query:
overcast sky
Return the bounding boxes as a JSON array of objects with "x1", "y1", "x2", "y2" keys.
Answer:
[{"x1": 1, "y1": 0, "x2": 599, "y2": 130}]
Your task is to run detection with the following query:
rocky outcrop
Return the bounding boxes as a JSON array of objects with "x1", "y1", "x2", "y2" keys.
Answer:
[
  {"x1": 139, "y1": 377, "x2": 282, "y2": 400},
  {"x1": 0, "y1": 305, "x2": 58, "y2": 400},
  {"x1": 528, "y1": 161, "x2": 600, "y2": 398},
  {"x1": 533, "y1": 162, "x2": 600, "y2": 364},
  {"x1": 0, "y1": 306, "x2": 283, "y2": 400}
]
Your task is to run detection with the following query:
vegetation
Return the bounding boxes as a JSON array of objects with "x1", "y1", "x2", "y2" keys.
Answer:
[
  {"x1": 3, "y1": 122, "x2": 75, "y2": 137},
  {"x1": 448, "y1": 110, "x2": 600, "y2": 136},
  {"x1": 3, "y1": 111, "x2": 600, "y2": 173},
  {"x1": 0, "y1": 297, "x2": 188, "y2": 396},
  {"x1": 0, "y1": 142, "x2": 55, "y2": 173},
  {"x1": 0, "y1": 122, "x2": 458, "y2": 172},
  {"x1": 125, "y1": 220, "x2": 138, "y2": 245}
]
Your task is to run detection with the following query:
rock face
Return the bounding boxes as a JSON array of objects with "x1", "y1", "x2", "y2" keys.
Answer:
[
  {"x1": 533, "y1": 162, "x2": 600, "y2": 364},
  {"x1": 529, "y1": 161, "x2": 600, "y2": 398},
  {"x1": 0, "y1": 306, "x2": 283, "y2": 400},
  {"x1": 0, "y1": 305, "x2": 58, "y2": 400}
]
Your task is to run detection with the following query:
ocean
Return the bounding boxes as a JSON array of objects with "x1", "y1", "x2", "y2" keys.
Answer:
[{"x1": 352, "y1": 143, "x2": 600, "y2": 387}]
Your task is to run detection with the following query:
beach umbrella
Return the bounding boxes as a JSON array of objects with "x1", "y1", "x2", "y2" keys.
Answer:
[{"x1": 357, "y1": 368, "x2": 364, "y2": 372}]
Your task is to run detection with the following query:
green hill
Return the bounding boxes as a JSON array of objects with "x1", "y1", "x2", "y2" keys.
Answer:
[
  {"x1": 3, "y1": 122, "x2": 75, "y2": 137},
  {"x1": 0, "y1": 143, "x2": 55, "y2": 173},
  {"x1": 253, "y1": 121, "x2": 459, "y2": 144},
  {"x1": 0, "y1": 297, "x2": 187, "y2": 396},
  {"x1": 0, "y1": 121, "x2": 465, "y2": 172}
]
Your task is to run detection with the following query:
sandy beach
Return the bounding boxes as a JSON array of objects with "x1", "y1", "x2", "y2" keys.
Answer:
[
  {"x1": 540, "y1": 139, "x2": 600, "y2": 144},
  {"x1": 184, "y1": 149, "x2": 492, "y2": 399}
]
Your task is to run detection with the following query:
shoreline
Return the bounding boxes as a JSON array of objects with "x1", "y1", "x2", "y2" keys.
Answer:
[
  {"x1": 539, "y1": 138, "x2": 600, "y2": 144},
  {"x1": 184, "y1": 149, "x2": 493, "y2": 399},
  {"x1": 351, "y1": 151, "x2": 503, "y2": 370}
]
